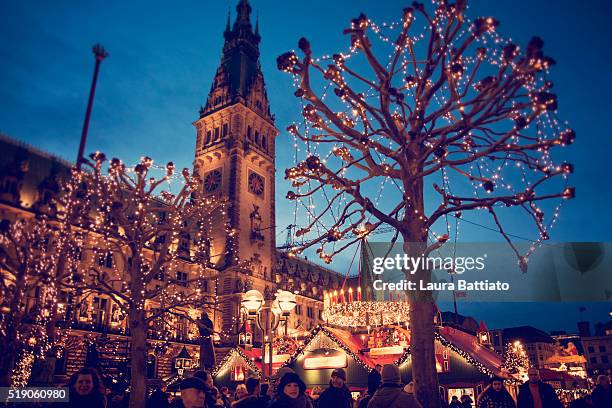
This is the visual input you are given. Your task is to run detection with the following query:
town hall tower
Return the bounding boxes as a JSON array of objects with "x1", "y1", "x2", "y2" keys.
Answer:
[{"x1": 193, "y1": 0, "x2": 279, "y2": 336}]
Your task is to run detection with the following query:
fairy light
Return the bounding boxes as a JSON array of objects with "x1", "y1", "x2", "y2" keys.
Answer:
[
  {"x1": 10, "y1": 350, "x2": 35, "y2": 387},
  {"x1": 276, "y1": 0, "x2": 574, "y2": 270}
]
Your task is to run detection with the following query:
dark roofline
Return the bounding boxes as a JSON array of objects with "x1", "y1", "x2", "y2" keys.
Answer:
[
  {"x1": 276, "y1": 251, "x2": 347, "y2": 279},
  {"x1": 497, "y1": 325, "x2": 555, "y2": 343},
  {"x1": 0, "y1": 133, "x2": 74, "y2": 168}
]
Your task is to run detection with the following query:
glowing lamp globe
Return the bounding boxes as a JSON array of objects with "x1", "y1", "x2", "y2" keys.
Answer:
[
  {"x1": 271, "y1": 299, "x2": 282, "y2": 316},
  {"x1": 275, "y1": 290, "x2": 297, "y2": 316},
  {"x1": 242, "y1": 290, "x2": 264, "y2": 316}
]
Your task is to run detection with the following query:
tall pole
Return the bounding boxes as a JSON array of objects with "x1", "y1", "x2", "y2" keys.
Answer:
[{"x1": 76, "y1": 44, "x2": 108, "y2": 170}]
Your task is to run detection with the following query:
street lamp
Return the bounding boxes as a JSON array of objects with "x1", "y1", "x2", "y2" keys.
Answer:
[
  {"x1": 242, "y1": 290, "x2": 265, "y2": 316},
  {"x1": 174, "y1": 346, "x2": 193, "y2": 378},
  {"x1": 240, "y1": 289, "x2": 297, "y2": 379},
  {"x1": 275, "y1": 290, "x2": 297, "y2": 317},
  {"x1": 76, "y1": 44, "x2": 108, "y2": 170}
]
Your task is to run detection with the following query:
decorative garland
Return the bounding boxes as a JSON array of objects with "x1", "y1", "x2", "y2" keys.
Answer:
[
  {"x1": 282, "y1": 325, "x2": 371, "y2": 372},
  {"x1": 211, "y1": 347, "x2": 262, "y2": 378},
  {"x1": 394, "y1": 331, "x2": 521, "y2": 384},
  {"x1": 434, "y1": 332, "x2": 495, "y2": 377},
  {"x1": 283, "y1": 325, "x2": 518, "y2": 385}
]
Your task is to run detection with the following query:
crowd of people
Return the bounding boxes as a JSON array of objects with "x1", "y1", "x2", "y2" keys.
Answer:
[
  {"x1": 59, "y1": 365, "x2": 611, "y2": 408},
  {"x1": 141, "y1": 363, "x2": 421, "y2": 408}
]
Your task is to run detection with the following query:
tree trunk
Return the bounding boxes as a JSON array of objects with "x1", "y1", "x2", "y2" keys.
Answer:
[
  {"x1": 403, "y1": 219, "x2": 441, "y2": 408},
  {"x1": 129, "y1": 307, "x2": 147, "y2": 408},
  {"x1": 0, "y1": 326, "x2": 18, "y2": 386},
  {"x1": 409, "y1": 298, "x2": 440, "y2": 408},
  {"x1": 29, "y1": 300, "x2": 61, "y2": 386},
  {"x1": 0, "y1": 270, "x2": 26, "y2": 386}
]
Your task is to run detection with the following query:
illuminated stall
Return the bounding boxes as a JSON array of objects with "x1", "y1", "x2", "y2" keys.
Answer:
[
  {"x1": 285, "y1": 282, "x2": 519, "y2": 404},
  {"x1": 212, "y1": 340, "x2": 296, "y2": 388},
  {"x1": 396, "y1": 326, "x2": 517, "y2": 406},
  {"x1": 212, "y1": 347, "x2": 262, "y2": 387},
  {"x1": 283, "y1": 323, "x2": 515, "y2": 405}
]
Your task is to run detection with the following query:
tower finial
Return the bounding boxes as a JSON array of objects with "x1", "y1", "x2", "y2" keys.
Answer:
[
  {"x1": 255, "y1": 11, "x2": 259, "y2": 36},
  {"x1": 236, "y1": 0, "x2": 252, "y2": 23},
  {"x1": 225, "y1": 8, "x2": 231, "y2": 33}
]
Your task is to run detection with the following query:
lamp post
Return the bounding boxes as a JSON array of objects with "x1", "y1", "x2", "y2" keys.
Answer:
[
  {"x1": 76, "y1": 44, "x2": 108, "y2": 170},
  {"x1": 174, "y1": 346, "x2": 193, "y2": 378},
  {"x1": 241, "y1": 289, "x2": 296, "y2": 379}
]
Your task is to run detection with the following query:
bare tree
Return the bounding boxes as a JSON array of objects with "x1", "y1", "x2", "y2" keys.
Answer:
[
  {"x1": 59, "y1": 153, "x2": 227, "y2": 408},
  {"x1": 277, "y1": 1, "x2": 574, "y2": 407}
]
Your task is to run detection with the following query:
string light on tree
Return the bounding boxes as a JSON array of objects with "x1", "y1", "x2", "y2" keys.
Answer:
[{"x1": 276, "y1": 1, "x2": 574, "y2": 407}]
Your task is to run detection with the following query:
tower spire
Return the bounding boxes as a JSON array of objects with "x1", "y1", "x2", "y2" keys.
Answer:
[
  {"x1": 236, "y1": 0, "x2": 251, "y2": 25},
  {"x1": 201, "y1": 0, "x2": 271, "y2": 120},
  {"x1": 225, "y1": 8, "x2": 231, "y2": 33}
]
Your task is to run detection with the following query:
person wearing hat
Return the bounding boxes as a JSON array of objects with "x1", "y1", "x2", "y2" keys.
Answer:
[
  {"x1": 268, "y1": 372, "x2": 313, "y2": 408},
  {"x1": 367, "y1": 364, "x2": 421, "y2": 408},
  {"x1": 317, "y1": 368, "x2": 352, "y2": 408},
  {"x1": 171, "y1": 377, "x2": 206, "y2": 408},
  {"x1": 192, "y1": 370, "x2": 217, "y2": 408},
  {"x1": 477, "y1": 377, "x2": 516, "y2": 408},
  {"x1": 269, "y1": 367, "x2": 297, "y2": 399}
]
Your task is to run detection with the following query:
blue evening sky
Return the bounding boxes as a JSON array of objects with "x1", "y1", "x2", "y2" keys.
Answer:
[{"x1": 1, "y1": 0, "x2": 611, "y2": 332}]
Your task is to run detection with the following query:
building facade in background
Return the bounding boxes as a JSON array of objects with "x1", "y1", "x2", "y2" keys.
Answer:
[{"x1": 0, "y1": 0, "x2": 344, "y2": 382}]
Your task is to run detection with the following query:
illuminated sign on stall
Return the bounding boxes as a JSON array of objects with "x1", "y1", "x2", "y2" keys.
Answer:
[
  {"x1": 369, "y1": 345, "x2": 405, "y2": 356},
  {"x1": 303, "y1": 348, "x2": 348, "y2": 370}
]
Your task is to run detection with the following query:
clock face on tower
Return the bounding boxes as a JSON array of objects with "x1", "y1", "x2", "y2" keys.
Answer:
[
  {"x1": 203, "y1": 169, "x2": 222, "y2": 193},
  {"x1": 248, "y1": 171, "x2": 265, "y2": 196}
]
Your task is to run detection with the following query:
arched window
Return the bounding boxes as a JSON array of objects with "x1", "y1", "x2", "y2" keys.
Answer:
[
  {"x1": 262, "y1": 135, "x2": 267, "y2": 150},
  {"x1": 247, "y1": 126, "x2": 252, "y2": 140},
  {"x1": 255, "y1": 131, "x2": 259, "y2": 144},
  {"x1": 205, "y1": 131, "x2": 211, "y2": 144}
]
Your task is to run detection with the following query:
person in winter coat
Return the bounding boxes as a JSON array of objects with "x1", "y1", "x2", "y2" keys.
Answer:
[
  {"x1": 317, "y1": 368, "x2": 352, "y2": 408},
  {"x1": 367, "y1": 364, "x2": 421, "y2": 408},
  {"x1": 462, "y1": 395, "x2": 474, "y2": 408},
  {"x1": 192, "y1": 370, "x2": 218, "y2": 408},
  {"x1": 477, "y1": 377, "x2": 516, "y2": 408},
  {"x1": 66, "y1": 367, "x2": 107, "y2": 408},
  {"x1": 232, "y1": 377, "x2": 267, "y2": 408},
  {"x1": 368, "y1": 365, "x2": 382, "y2": 396},
  {"x1": 170, "y1": 377, "x2": 206, "y2": 408},
  {"x1": 591, "y1": 375, "x2": 612, "y2": 408},
  {"x1": 147, "y1": 383, "x2": 171, "y2": 408},
  {"x1": 268, "y1": 372, "x2": 313, "y2": 408},
  {"x1": 449, "y1": 396, "x2": 463, "y2": 408},
  {"x1": 234, "y1": 384, "x2": 248, "y2": 402},
  {"x1": 516, "y1": 368, "x2": 562, "y2": 408},
  {"x1": 358, "y1": 365, "x2": 382, "y2": 408}
]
